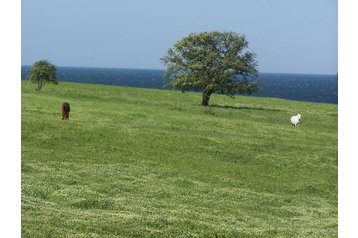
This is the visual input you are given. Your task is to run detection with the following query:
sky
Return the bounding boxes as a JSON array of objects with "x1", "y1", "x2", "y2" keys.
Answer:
[{"x1": 21, "y1": 0, "x2": 337, "y2": 74}]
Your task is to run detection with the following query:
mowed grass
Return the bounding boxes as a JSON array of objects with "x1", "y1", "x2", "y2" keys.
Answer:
[{"x1": 21, "y1": 81, "x2": 337, "y2": 237}]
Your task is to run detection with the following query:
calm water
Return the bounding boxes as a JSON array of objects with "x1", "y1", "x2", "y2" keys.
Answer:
[{"x1": 21, "y1": 66, "x2": 338, "y2": 104}]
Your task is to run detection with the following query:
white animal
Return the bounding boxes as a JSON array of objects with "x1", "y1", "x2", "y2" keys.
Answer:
[{"x1": 290, "y1": 113, "x2": 302, "y2": 127}]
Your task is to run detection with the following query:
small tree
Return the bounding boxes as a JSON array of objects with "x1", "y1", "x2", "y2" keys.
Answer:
[
  {"x1": 27, "y1": 60, "x2": 58, "y2": 90},
  {"x1": 161, "y1": 31, "x2": 259, "y2": 106}
]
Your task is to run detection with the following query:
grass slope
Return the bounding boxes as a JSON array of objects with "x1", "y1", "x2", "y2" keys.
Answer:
[{"x1": 21, "y1": 81, "x2": 338, "y2": 237}]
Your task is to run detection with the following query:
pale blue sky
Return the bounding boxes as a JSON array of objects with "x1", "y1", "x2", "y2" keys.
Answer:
[{"x1": 21, "y1": 0, "x2": 337, "y2": 74}]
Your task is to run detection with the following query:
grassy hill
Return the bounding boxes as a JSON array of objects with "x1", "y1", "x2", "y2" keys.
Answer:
[{"x1": 21, "y1": 81, "x2": 338, "y2": 237}]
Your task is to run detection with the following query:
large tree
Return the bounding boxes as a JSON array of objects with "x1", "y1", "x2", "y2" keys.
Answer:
[
  {"x1": 161, "y1": 31, "x2": 259, "y2": 106},
  {"x1": 27, "y1": 60, "x2": 58, "y2": 90}
]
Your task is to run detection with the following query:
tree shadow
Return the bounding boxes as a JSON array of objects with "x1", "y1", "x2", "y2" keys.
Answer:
[{"x1": 209, "y1": 104, "x2": 285, "y2": 112}]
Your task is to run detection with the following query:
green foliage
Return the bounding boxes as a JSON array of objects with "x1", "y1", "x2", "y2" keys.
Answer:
[
  {"x1": 27, "y1": 59, "x2": 58, "y2": 90},
  {"x1": 161, "y1": 31, "x2": 259, "y2": 106},
  {"x1": 22, "y1": 81, "x2": 337, "y2": 237}
]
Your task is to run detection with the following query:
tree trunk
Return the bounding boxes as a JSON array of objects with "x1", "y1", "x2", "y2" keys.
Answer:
[
  {"x1": 37, "y1": 81, "x2": 43, "y2": 91},
  {"x1": 201, "y1": 91, "x2": 211, "y2": 106}
]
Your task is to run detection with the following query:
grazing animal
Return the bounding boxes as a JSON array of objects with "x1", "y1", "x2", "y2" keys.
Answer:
[
  {"x1": 290, "y1": 113, "x2": 301, "y2": 127},
  {"x1": 62, "y1": 102, "x2": 70, "y2": 120}
]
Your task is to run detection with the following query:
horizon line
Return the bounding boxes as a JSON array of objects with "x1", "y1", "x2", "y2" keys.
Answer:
[{"x1": 21, "y1": 64, "x2": 336, "y2": 76}]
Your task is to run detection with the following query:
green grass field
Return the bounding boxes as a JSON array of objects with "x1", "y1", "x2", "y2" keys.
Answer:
[{"x1": 21, "y1": 81, "x2": 338, "y2": 237}]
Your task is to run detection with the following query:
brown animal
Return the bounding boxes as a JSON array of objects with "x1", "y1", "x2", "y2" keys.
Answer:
[{"x1": 62, "y1": 102, "x2": 70, "y2": 120}]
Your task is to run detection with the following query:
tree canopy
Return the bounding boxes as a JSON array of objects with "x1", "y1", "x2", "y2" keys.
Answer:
[
  {"x1": 161, "y1": 31, "x2": 259, "y2": 106},
  {"x1": 27, "y1": 60, "x2": 58, "y2": 90}
]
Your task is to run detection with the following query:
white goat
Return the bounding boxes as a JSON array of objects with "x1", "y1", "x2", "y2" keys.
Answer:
[{"x1": 290, "y1": 113, "x2": 302, "y2": 127}]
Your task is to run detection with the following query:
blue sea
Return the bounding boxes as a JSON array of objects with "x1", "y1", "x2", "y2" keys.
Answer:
[{"x1": 21, "y1": 66, "x2": 338, "y2": 104}]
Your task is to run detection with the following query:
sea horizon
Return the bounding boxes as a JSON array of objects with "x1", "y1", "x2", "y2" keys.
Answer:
[
  {"x1": 21, "y1": 64, "x2": 336, "y2": 77},
  {"x1": 21, "y1": 65, "x2": 338, "y2": 104}
]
